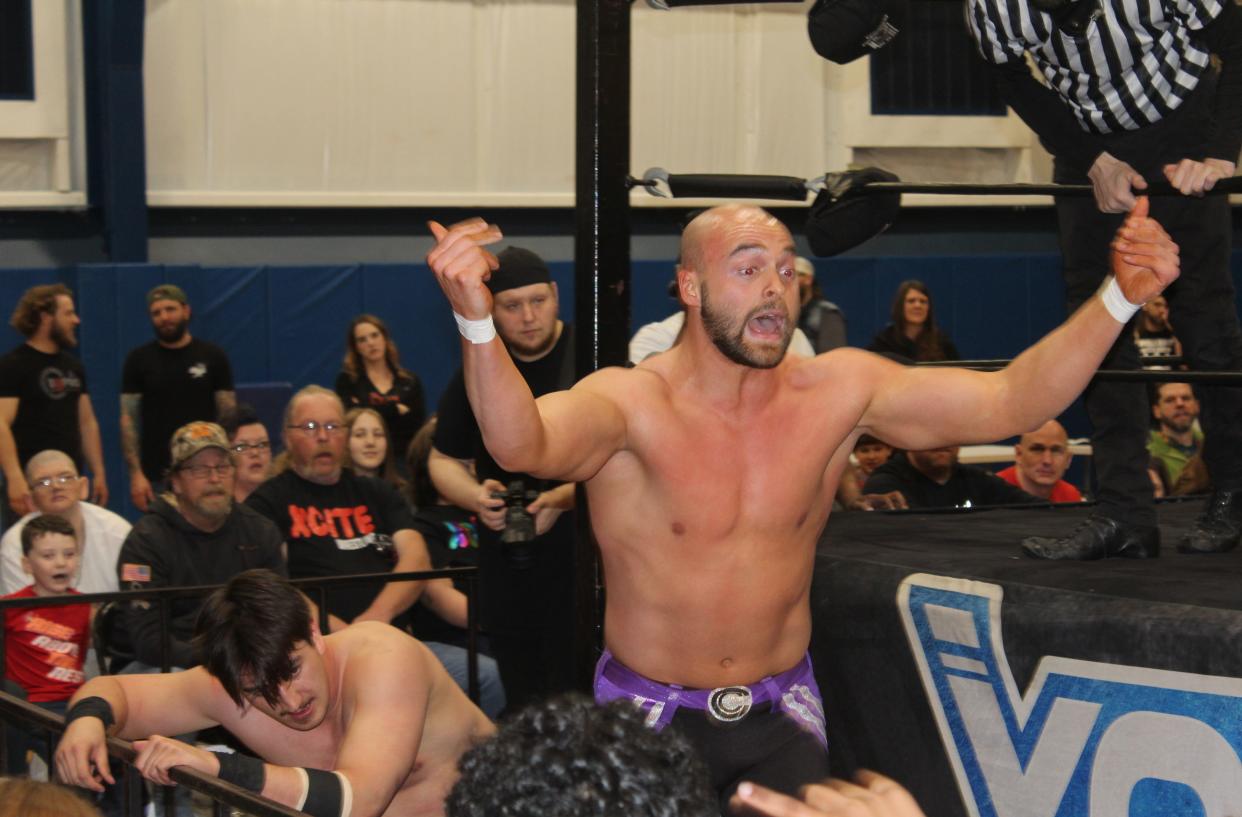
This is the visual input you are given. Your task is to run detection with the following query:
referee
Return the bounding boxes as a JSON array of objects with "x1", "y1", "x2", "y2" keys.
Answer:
[{"x1": 965, "y1": 0, "x2": 1242, "y2": 559}]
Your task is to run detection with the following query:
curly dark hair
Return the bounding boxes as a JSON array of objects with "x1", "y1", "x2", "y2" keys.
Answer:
[{"x1": 446, "y1": 694, "x2": 715, "y2": 817}]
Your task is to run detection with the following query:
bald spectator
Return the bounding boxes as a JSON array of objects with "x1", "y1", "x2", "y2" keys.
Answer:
[
  {"x1": 996, "y1": 421, "x2": 1083, "y2": 503},
  {"x1": 863, "y1": 446, "x2": 1040, "y2": 509},
  {"x1": 1, "y1": 450, "x2": 129, "y2": 595}
]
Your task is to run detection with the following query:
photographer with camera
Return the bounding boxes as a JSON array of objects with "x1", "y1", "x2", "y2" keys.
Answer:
[{"x1": 429, "y1": 246, "x2": 577, "y2": 713}]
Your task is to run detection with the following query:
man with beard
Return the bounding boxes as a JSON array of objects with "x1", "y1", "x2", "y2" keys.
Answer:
[
  {"x1": 0, "y1": 284, "x2": 108, "y2": 521},
  {"x1": 121, "y1": 285, "x2": 235, "y2": 511},
  {"x1": 1147, "y1": 383, "x2": 1203, "y2": 491},
  {"x1": 116, "y1": 421, "x2": 284, "y2": 672},
  {"x1": 428, "y1": 246, "x2": 577, "y2": 712},
  {"x1": 424, "y1": 202, "x2": 1179, "y2": 813}
]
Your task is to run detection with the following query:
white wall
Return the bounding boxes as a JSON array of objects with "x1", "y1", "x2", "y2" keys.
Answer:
[
  {"x1": 3, "y1": 0, "x2": 1054, "y2": 210},
  {"x1": 0, "y1": 0, "x2": 86, "y2": 208},
  {"x1": 142, "y1": 0, "x2": 1049, "y2": 208}
]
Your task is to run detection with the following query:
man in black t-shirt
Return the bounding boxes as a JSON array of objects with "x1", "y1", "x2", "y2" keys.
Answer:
[
  {"x1": 121, "y1": 284, "x2": 236, "y2": 511},
  {"x1": 247, "y1": 385, "x2": 432, "y2": 628},
  {"x1": 0, "y1": 284, "x2": 108, "y2": 519},
  {"x1": 1133, "y1": 295, "x2": 1182, "y2": 371},
  {"x1": 430, "y1": 246, "x2": 577, "y2": 713},
  {"x1": 862, "y1": 447, "x2": 1042, "y2": 510}
]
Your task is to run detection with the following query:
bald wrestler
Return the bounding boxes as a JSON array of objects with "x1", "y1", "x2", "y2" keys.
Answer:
[
  {"x1": 425, "y1": 198, "x2": 1178, "y2": 812},
  {"x1": 54, "y1": 569, "x2": 493, "y2": 817}
]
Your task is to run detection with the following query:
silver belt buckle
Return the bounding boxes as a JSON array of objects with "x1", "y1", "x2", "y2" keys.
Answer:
[{"x1": 707, "y1": 686, "x2": 753, "y2": 723}]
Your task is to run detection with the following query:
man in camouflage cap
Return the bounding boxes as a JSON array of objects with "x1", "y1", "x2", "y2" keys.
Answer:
[{"x1": 114, "y1": 421, "x2": 285, "y2": 672}]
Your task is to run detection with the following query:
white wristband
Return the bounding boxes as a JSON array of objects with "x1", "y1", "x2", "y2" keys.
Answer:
[
  {"x1": 1100, "y1": 277, "x2": 1141, "y2": 324},
  {"x1": 454, "y1": 312, "x2": 496, "y2": 344}
]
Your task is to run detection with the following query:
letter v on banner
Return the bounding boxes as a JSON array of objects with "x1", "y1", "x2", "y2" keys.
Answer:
[{"x1": 897, "y1": 574, "x2": 1242, "y2": 817}]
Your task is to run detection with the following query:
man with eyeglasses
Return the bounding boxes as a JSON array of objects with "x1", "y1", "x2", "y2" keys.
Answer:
[
  {"x1": 120, "y1": 285, "x2": 236, "y2": 513},
  {"x1": 219, "y1": 403, "x2": 274, "y2": 503},
  {"x1": 0, "y1": 449, "x2": 130, "y2": 596},
  {"x1": 115, "y1": 422, "x2": 284, "y2": 673},
  {"x1": 967, "y1": 0, "x2": 1242, "y2": 559},
  {"x1": 247, "y1": 385, "x2": 432, "y2": 632}
]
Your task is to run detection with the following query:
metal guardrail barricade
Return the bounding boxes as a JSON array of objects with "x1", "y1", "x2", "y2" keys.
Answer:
[{"x1": 0, "y1": 566, "x2": 477, "y2": 816}]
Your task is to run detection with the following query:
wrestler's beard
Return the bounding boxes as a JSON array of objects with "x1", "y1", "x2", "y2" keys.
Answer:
[{"x1": 700, "y1": 283, "x2": 791, "y2": 370}]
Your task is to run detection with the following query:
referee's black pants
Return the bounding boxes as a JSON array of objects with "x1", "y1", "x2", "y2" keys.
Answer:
[{"x1": 1052, "y1": 77, "x2": 1242, "y2": 526}]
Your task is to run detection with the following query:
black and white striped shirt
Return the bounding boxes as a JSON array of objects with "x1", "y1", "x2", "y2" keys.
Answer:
[{"x1": 966, "y1": 0, "x2": 1225, "y2": 135}]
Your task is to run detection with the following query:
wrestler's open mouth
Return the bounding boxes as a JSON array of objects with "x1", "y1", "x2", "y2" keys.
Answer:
[{"x1": 747, "y1": 311, "x2": 785, "y2": 338}]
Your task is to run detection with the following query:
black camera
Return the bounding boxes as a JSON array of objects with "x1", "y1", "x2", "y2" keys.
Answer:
[{"x1": 491, "y1": 480, "x2": 541, "y2": 569}]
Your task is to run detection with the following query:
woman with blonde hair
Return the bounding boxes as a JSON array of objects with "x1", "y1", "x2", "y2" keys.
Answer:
[{"x1": 344, "y1": 407, "x2": 406, "y2": 492}]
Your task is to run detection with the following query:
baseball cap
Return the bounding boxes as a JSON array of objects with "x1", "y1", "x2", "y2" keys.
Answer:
[
  {"x1": 169, "y1": 422, "x2": 231, "y2": 468},
  {"x1": 147, "y1": 284, "x2": 188, "y2": 307}
]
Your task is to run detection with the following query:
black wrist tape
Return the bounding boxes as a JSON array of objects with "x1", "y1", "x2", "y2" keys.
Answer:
[
  {"x1": 213, "y1": 750, "x2": 266, "y2": 793},
  {"x1": 64, "y1": 696, "x2": 115, "y2": 730},
  {"x1": 298, "y1": 767, "x2": 352, "y2": 817}
]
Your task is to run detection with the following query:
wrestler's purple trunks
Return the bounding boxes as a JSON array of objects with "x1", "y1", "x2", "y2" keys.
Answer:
[{"x1": 593, "y1": 649, "x2": 828, "y2": 750}]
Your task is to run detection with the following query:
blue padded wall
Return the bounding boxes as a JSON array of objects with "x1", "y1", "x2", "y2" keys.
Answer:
[{"x1": 0, "y1": 250, "x2": 1238, "y2": 520}]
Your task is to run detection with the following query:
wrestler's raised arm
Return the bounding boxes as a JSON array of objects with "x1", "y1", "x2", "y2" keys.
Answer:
[
  {"x1": 854, "y1": 197, "x2": 1179, "y2": 450},
  {"x1": 54, "y1": 669, "x2": 222, "y2": 792},
  {"x1": 427, "y1": 218, "x2": 627, "y2": 482}
]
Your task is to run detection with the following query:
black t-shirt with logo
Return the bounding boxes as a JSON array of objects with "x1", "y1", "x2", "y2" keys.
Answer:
[
  {"x1": 122, "y1": 339, "x2": 234, "y2": 480},
  {"x1": 408, "y1": 504, "x2": 480, "y2": 646},
  {"x1": 0, "y1": 344, "x2": 87, "y2": 467},
  {"x1": 246, "y1": 469, "x2": 417, "y2": 624}
]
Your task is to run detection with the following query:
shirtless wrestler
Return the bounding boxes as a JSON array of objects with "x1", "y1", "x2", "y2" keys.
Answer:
[
  {"x1": 54, "y1": 569, "x2": 494, "y2": 817},
  {"x1": 425, "y1": 198, "x2": 1177, "y2": 811}
]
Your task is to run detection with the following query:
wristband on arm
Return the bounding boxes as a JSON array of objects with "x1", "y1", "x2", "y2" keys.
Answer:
[
  {"x1": 212, "y1": 750, "x2": 266, "y2": 793},
  {"x1": 64, "y1": 696, "x2": 116, "y2": 730},
  {"x1": 294, "y1": 767, "x2": 354, "y2": 817},
  {"x1": 1100, "y1": 277, "x2": 1141, "y2": 324},
  {"x1": 454, "y1": 312, "x2": 497, "y2": 344}
]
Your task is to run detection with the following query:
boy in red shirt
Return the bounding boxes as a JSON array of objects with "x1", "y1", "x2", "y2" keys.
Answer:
[{"x1": 3, "y1": 514, "x2": 91, "y2": 775}]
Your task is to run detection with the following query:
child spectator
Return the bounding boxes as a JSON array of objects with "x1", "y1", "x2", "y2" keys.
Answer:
[{"x1": 3, "y1": 514, "x2": 91, "y2": 774}]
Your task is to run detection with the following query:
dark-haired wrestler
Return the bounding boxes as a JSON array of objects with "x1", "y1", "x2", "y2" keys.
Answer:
[
  {"x1": 54, "y1": 569, "x2": 493, "y2": 817},
  {"x1": 425, "y1": 199, "x2": 1177, "y2": 813}
]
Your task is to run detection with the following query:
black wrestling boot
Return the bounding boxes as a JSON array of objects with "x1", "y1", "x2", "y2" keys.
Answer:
[
  {"x1": 1177, "y1": 490, "x2": 1242, "y2": 554},
  {"x1": 1021, "y1": 515, "x2": 1160, "y2": 560}
]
